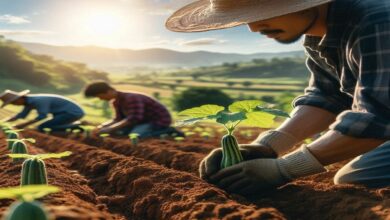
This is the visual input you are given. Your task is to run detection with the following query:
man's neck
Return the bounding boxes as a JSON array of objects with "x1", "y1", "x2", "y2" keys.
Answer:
[{"x1": 305, "y1": 4, "x2": 329, "y2": 37}]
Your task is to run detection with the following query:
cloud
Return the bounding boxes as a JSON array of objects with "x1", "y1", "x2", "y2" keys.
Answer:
[
  {"x1": 0, "y1": 30, "x2": 53, "y2": 36},
  {"x1": 120, "y1": 0, "x2": 193, "y2": 16},
  {"x1": 0, "y1": 14, "x2": 30, "y2": 24},
  {"x1": 179, "y1": 38, "x2": 228, "y2": 46}
]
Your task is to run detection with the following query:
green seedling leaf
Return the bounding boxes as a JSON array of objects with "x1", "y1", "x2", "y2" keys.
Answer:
[
  {"x1": 229, "y1": 100, "x2": 262, "y2": 113},
  {"x1": 99, "y1": 133, "x2": 110, "y2": 138},
  {"x1": 0, "y1": 185, "x2": 59, "y2": 202},
  {"x1": 256, "y1": 106, "x2": 290, "y2": 118},
  {"x1": 178, "y1": 105, "x2": 224, "y2": 118},
  {"x1": 5, "y1": 129, "x2": 23, "y2": 134},
  {"x1": 174, "y1": 137, "x2": 185, "y2": 142},
  {"x1": 216, "y1": 111, "x2": 246, "y2": 125},
  {"x1": 129, "y1": 133, "x2": 139, "y2": 139},
  {"x1": 37, "y1": 151, "x2": 72, "y2": 160},
  {"x1": 7, "y1": 138, "x2": 36, "y2": 144},
  {"x1": 184, "y1": 131, "x2": 195, "y2": 136},
  {"x1": 8, "y1": 151, "x2": 72, "y2": 160},
  {"x1": 242, "y1": 112, "x2": 275, "y2": 128},
  {"x1": 72, "y1": 129, "x2": 81, "y2": 134}
]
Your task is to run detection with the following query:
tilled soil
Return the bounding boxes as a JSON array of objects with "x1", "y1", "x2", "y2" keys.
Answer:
[
  {"x1": 20, "y1": 130, "x2": 390, "y2": 220},
  {"x1": 0, "y1": 133, "x2": 123, "y2": 220}
]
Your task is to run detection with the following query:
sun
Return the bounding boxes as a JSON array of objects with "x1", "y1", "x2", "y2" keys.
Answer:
[{"x1": 83, "y1": 11, "x2": 123, "y2": 38}]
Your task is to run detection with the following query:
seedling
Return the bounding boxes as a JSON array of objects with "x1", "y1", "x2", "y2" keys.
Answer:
[
  {"x1": 80, "y1": 125, "x2": 95, "y2": 138},
  {"x1": 184, "y1": 131, "x2": 195, "y2": 136},
  {"x1": 7, "y1": 138, "x2": 35, "y2": 151},
  {"x1": 72, "y1": 129, "x2": 82, "y2": 138},
  {"x1": 8, "y1": 151, "x2": 72, "y2": 186},
  {"x1": 128, "y1": 133, "x2": 139, "y2": 146},
  {"x1": 99, "y1": 133, "x2": 110, "y2": 138},
  {"x1": 174, "y1": 137, "x2": 185, "y2": 142},
  {"x1": 65, "y1": 128, "x2": 72, "y2": 133},
  {"x1": 0, "y1": 185, "x2": 59, "y2": 220},
  {"x1": 200, "y1": 131, "x2": 212, "y2": 140},
  {"x1": 42, "y1": 128, "x2": 51, "y2": 135},
  {"x1": 177, "y1": 100, "x2": 289, "y2": 169},
  {"x1": 8, "y1": 139, "x2": 35, "y2": 162},
  {"x1": 5, "y1": 129, "x2": 23, "y2": 150}
]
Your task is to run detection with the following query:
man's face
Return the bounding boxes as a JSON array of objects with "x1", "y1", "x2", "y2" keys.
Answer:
[
  {"x1": 247, "y1": 8, "x2": 319, "y2": 44},
  {"x1": 95, "y1": 92, "x2": 113, "y2": 101}
]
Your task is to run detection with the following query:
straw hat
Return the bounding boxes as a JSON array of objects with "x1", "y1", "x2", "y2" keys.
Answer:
[
  {"x1": 0, "y1": 90, "x2": 30, "y2": 108},
  {"x1": 166, "y1": 0, "x2": 333, "y2": 32}
]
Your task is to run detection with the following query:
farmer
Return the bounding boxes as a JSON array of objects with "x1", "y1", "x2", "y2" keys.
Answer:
[
  {"x1": 0, "y1": 90, "x2": 85, "y2": 132},
  {"x1": 83, "y1": 81, "x2": 181, "y2": 138},
  {"x1": 166, "y1": 0, "x2": 390, "y2": 193}
]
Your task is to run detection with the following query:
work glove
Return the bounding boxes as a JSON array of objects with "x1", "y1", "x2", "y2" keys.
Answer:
[
  {"x1": 209, "y1": 145, "x2": 326, "y2": 195},
  {"x1": 199, "y1": 144, "x2": 276, "y2": 180},
  {"x1": 244, "y1": 130, "x2": 299, "y2": 157},
  {"x1": 199, "y1": 130, "x2": 298, "y2": 180}
]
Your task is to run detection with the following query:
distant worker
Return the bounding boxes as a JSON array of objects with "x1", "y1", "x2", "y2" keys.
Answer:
[
  {"x1": 84, "y1": 81, "x2": 182, "y2": 137},
  {"x1": 167, "y1": 0, "x2": 390, "y2": 192},
  {"x1": 0, "y1": 90, "x2": 84, "y2": 131}
]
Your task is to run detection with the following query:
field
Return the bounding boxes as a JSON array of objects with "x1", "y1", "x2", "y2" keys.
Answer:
[{"x1": 0, "y1": 126, "x2": 389, "y2": 219}]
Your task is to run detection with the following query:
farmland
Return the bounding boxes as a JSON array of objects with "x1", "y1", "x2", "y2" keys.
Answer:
[{"x1": 0, "y1": 126, "x2": 388, "y2": 219}]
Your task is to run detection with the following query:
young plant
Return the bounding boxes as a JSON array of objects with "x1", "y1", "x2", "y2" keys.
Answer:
[
  {"x1": 99, "y1": 133, "x2": 110, "y2": 138},
  {"x1": 8, "y1": 139, "x2": 35, "y2": 162},
  {"x1": 42, "y1": 128, "x2": 52, "y2": 135},
  {"x1": 200, "y1": 131, "x2": 212, "y2": 140},
  {"x1": 5, "y1": 129, "x2": 23, "y2": 150},
  {"x1": 0, "y1": 185, "x2": 59, "y2": 220},
  {"x1": 8, "y1": 151, "x2": 72, "y2": 186},
  {"x1": 184, "y1": 131, "x2": 195, "y2": 137},
  {"x1": 177, "y1": 100, "x2": 289, "y2": 169},
  {"x1": 72, "y1": 129, "x2": 82, "y2": 138},
  {"x1": 128, "y1": 133, "x2": 139, "y2": 146},
  {"x1": 174, "y1": 136, "x2": 185, "y2": 142},
  {"x1": 80, "y1": 125, "x2": 95, "y2": 138}
]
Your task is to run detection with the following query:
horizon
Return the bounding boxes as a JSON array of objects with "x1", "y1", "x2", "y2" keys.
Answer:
[{"x1": 0, "y1": 0, "x2": 305, "y2": 54}]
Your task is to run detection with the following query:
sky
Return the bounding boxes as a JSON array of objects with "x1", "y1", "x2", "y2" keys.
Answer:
[{"x1": 0, "y1": 0, "x2": 304, "y2": 54}]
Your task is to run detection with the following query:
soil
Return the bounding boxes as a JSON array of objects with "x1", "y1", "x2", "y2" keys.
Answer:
[{"x1": 0, "y1": 128, "x2": 388, "y2": 220}]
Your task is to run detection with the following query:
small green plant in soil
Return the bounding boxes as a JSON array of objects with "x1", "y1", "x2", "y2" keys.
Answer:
[
  {"x1": 200, "y1": 131, "x2": 212, "y2": 140},
  {"x1": 0, "y1": 122, "x2": 13, "y2": 133},
  {"x1": 177, "y1": 100, "x2": 289, "y2": 169},
  {"x1": 99, "y1": 133, "x2": 110, "y2": 138},
  {"x1": 42, "y1": 128, "x2": 52, "y2": 135},
  {"x1": 128, "y1": 133, "x2": 139, "y2": 146},
  {"x1": 0, "y1": 185, "x2": 59, "y2": 220},
  {"x1": 8, "y1": 138, "x2": 35, "y2": 162},
  {"x1": 184, "y1": 131, "x2": 195, "y2": 136},
  {"x1": 174, "y1": 136, "x2": 185, "y2": 142},
  {"x1": 8, "y1": 151, "x2": 72, "y2": 186},
  {"x1": 71, "y1": 129, "x2": 82, "y2": 138},
  {"x1": 80, "y1": 125, "x2": 95, "y2": 138},
  {"x1": 5, "y1": 129, "x2": 23, "y2": 150}
]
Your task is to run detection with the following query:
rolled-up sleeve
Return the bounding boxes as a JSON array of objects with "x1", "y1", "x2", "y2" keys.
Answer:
[
  {"x1": 293, "y1": 57, "x2": 353, "y2": 114},
  {"x1": 329, "y1": 23, "x2": 390, "y2": 139}
]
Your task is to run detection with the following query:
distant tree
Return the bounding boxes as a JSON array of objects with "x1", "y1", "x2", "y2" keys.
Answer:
[
  {"x1": 172, "y1": 87, "x2": 233, "y2": 111},
  {"x1": 153, "y1": 92, "x2": 161, "y2": 100},
  {"x1": 169, "y1": 85, "x2": 177, "y2": 91},
  {"x1": 226, "y1": 82, "x2": 236, "y2": 87},
  {"x1": 242, "y1": 81, "x2": 253, "y2": 87},
  {"x1": 175, "y1": 79, "x2": 183, "y2": 84}
]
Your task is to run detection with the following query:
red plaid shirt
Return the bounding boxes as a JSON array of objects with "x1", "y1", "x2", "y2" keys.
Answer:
[{"x1": 112, "y1": 91, "x2": 172, "y2": 127}]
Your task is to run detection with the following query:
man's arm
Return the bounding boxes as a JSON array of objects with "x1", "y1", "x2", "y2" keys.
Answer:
[
  {"x1": 98, "y1": 118, "x2": 130, "y2": 134},
  {"x1": 308, "y1": 130, "x2": 385, "y2": 166},
  {"x1": 15, "y1": 118, "x2": 41, "y2": 129}
]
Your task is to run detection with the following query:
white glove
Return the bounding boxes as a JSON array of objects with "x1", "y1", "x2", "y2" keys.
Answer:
[
  {"x1": 248, "y1": 130, "x2": 299, "y2": 157},
  {"x1": 208, "y1": 145, "x2": 326, "y2": 195}
]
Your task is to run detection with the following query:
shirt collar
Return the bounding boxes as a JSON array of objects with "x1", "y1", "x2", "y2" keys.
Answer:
[{"x1": 304, "y1": 0, "x2": 350, "y2": 49}]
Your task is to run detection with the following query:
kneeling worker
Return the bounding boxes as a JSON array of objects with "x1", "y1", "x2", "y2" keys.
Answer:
[
  {"x1": 0, "y1": 90, "x2": 85, "y2": 131},
  {"x1": 84, "y1": 81, "x2": 180, "y2": 138}
]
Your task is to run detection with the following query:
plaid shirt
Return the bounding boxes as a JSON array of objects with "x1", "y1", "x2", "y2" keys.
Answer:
[
  {"x1": 293, "y1": 0, "x2": 390, "y2": 139},
  {"x1": 113, "y1": 91, "x2": 172, "y2": 127}
]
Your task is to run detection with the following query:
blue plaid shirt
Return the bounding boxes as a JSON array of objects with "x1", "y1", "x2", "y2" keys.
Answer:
[{"x1": 293, "y1": 0, "x2": 390, "y2": 139}]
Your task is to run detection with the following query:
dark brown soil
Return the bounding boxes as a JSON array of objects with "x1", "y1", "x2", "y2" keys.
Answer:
[
  {"x1": 0, "y1": 133, "x2": 123, "y2": 220},
  {"x1": 23, "y1": 130, "x2": 390, "y2": 220}
]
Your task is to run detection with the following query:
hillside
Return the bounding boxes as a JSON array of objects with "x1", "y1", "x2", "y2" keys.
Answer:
[
  {"x1": 0, "y1": 37, "x2": 108, "y2": 93},
  {"x1": 19, "y1": 41, "x2": 305, "y2": 72}
]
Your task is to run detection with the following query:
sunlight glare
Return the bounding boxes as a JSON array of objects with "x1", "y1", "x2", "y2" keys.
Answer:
[{"x1": 84, "y1": 11, "x2": 123, "y2": 37}]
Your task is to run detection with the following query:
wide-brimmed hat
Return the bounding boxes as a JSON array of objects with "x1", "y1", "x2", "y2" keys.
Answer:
[
  {"x1": 0, "y1": 90, "x2": 30, "y2": 108},
  {"x1": 166, "y1": 0, "x2": 333, "y2": 32}
]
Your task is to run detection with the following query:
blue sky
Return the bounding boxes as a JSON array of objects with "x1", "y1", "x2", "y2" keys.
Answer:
[{"x1": 0, "y1": 0, "x2": 304, "y2": 54}]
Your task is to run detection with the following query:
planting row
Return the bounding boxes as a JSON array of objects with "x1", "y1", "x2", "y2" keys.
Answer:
[
  {"x1": 25, "y1": 130, "x2": 286, "y2": 220},
  {"x1": 0, "y1": 132, "x2": 122, "y2": 220}
]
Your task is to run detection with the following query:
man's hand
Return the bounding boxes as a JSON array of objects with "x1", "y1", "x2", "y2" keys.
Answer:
[
  {"x1": 208, "y1": 145, "x2": 326, "y2": 195},
  {"x1": 199, "y1": 145, "x2": 276, "y2": 180}
]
